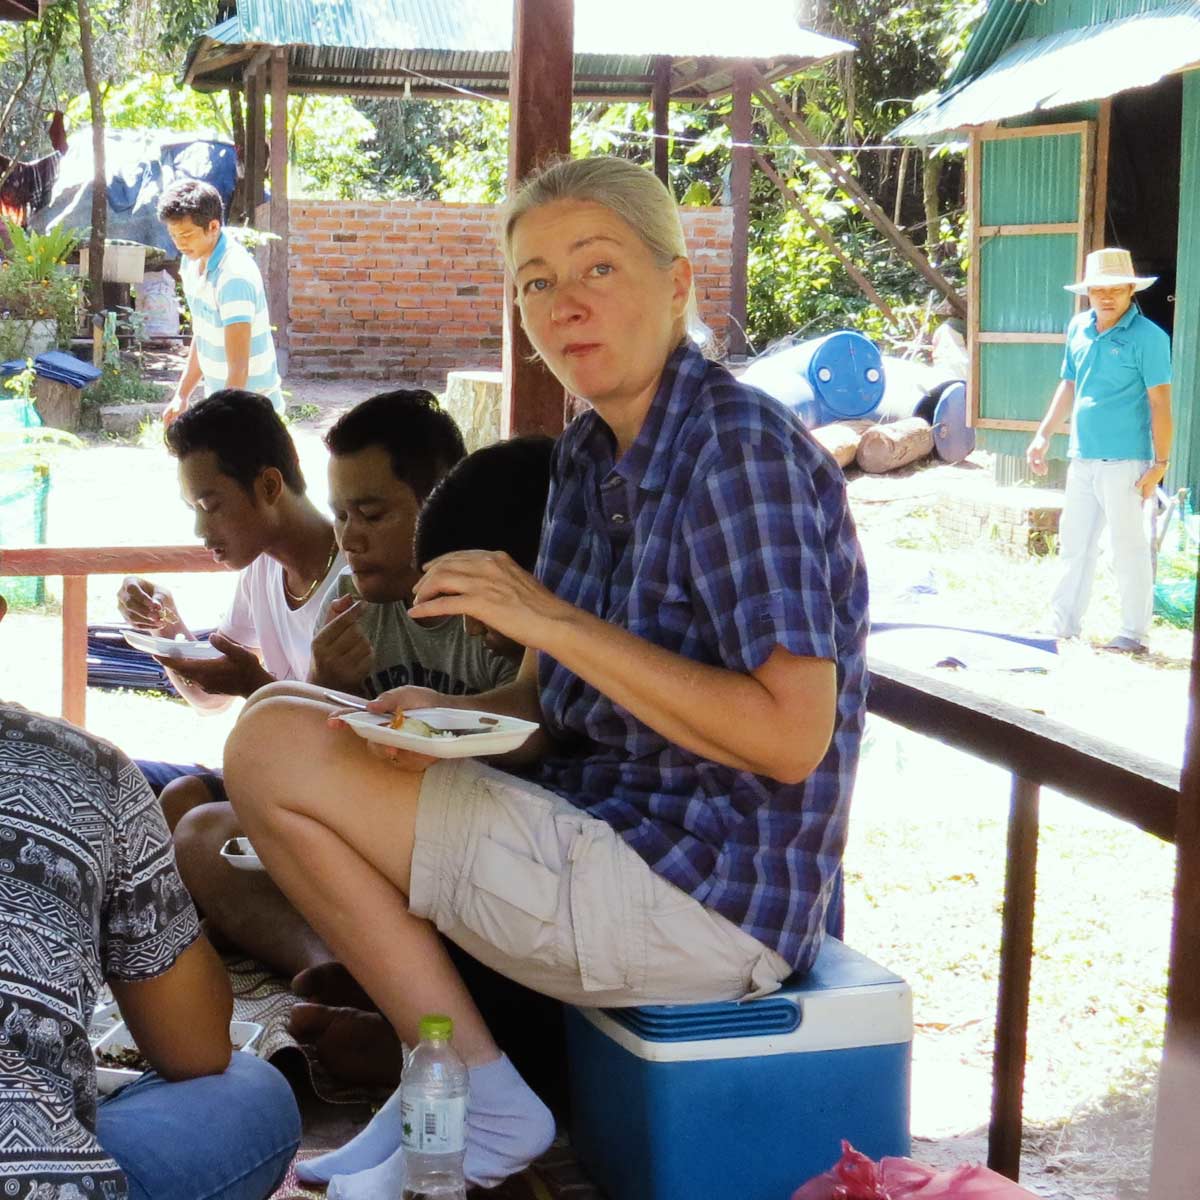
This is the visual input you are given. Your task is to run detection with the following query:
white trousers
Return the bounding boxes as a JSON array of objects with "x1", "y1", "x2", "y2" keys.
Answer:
[{"x1": 1051, "y1": 458, "x2": 1153, "y2": 642}]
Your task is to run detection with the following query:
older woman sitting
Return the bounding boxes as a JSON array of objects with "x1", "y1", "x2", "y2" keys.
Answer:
[{"x1": 224, "y1": 155, "x2": 868, "y2": 1199}]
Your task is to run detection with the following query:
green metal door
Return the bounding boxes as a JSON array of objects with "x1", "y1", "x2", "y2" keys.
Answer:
[{"x1": 968, "y1": 121, "x2": 1093, "y2": 437}]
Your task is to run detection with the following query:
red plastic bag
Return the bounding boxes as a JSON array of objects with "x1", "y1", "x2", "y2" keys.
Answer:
[{"x1": 792, "y1": 1141, "x2": 1043, "y2": 1200}]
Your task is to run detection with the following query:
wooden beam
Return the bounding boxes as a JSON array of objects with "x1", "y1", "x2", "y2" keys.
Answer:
[
  {"x1": 728, "y1": 63, "x2": 753, "y2": 357},
  {"x1": 976, "y1": 332, "x2": 1067, "y2": 344},
  {"x1": 1092, "y1": 98, "x2": 1112, "y2": 250},
  {"x1": 1148, "y1": 572, "x2": 1200, "y2": 1200},
  {"x1": 989, "y1": 776, "x2": 1040, "y2": 1180},
  {"x1": 503, "y1": 0, "x2": 573, "y2": 439},
  {"x1": 61, "y1": 575, "x2": 87, "y2": 727},
  {"x1": 753, "y1": 73, "x2": 966, "y2": 318},
  {"x1": 968, "y1": 129, "x2": 983, "y2": 427},
  {"x1": 244, "y1": 59, "x2": 267, "y2": 213},
  {"x1": 0, "y1": 546, "x2": 222, "y2": 576},
  {"x1": 867, "y1": 659, "x2": 1179, "y2": 842},
  {"x1": 268, "y1": 47, "x2": 290, "y2": 373},
  {"x1": 977, "y1": 223, "x2": 1080, "y2": 237},
  {"x1": 754, "y1": 149, "x2": 897, "y2": 323},
  {"x1": 652, "y1": 56, "x2": 671, "y2": 186}
]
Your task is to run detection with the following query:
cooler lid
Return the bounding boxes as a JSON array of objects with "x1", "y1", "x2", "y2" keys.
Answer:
[{"x1": 586, "y1": 938, "x2": 911, "y2": 1060}]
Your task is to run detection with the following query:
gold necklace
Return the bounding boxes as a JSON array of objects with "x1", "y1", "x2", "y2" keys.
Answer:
[{"x1": 284, "y1": 539, "x2": 338, "y2": 606}]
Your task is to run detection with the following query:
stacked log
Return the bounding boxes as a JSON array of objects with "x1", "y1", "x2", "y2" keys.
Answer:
[{"x1": 812, "y1": 415, "x2": 937, "y2": 474}]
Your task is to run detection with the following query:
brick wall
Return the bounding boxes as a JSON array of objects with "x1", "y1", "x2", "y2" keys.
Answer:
[{"x1": 286, "y1": 199, "x2": 733, "y2": 389}]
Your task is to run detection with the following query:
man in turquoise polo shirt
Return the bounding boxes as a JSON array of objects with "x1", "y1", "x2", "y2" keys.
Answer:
[
  {"x1": 1027, "y1": 247, "x2": 1173, "y2": 655},
  {"x1": 157, "y1": 178, "x2": 284, "y2": 425}
]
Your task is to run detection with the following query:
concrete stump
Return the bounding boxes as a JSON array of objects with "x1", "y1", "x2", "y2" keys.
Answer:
[{"x1": 443, "y1": 369, "x2": 503, "y2": 452}]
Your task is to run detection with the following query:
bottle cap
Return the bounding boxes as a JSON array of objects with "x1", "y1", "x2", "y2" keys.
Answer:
[{"x1": 419, "y1": 1014, "x2": 454, "y2": 1041}]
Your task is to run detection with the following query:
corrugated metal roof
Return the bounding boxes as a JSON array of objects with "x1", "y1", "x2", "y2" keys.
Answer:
[
  {"x1": 894, "y1": 0, "x2": 1200, "y2": 140},
  {"x1": 227, "y1": 0, "x2": 848, "y2": 59},
  {"x1": 185, "y1": 0, "x2": 852, "y2": 98}
]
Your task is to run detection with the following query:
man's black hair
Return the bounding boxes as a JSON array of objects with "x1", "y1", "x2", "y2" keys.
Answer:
[
  {"x1": 165, "y1": 389, "x2": 306, "y2": 495},
  {"x1": 415, "y1": 435, "x2": 555, "y2": 571},
  {"x1": 157, "y1": 178, "x2": 224, "y2": 227},
  {"x1": 324, "y1": 389, "x2": 466, "y2": 503}
]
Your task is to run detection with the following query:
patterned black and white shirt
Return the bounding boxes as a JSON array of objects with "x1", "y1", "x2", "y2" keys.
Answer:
[{"x1": 0, "y1": 703, "x2": 201, "y2": 1197}]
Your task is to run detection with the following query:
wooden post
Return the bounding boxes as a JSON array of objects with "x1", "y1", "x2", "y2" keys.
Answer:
[
  {"x1": 728, "y1": 63, "x2": 753, "y2": 358},
  {"x1": 1148, "y1": 574, "x2": 1200, "y2": 1199},
  {"x1": 61, "y1": 575, "x2": 87, "y2": 727},
  {"x1": 268, "y1": 47, "x2": 290, "y2": 374},
  {"x1": 503, "y1": 0, "x2": 573, "y2": 439},
  {"x1": 652, "y1": 56, "x2": 672, "y2": 186},
  {"x1": 988, "y1": 775, "x2": 1040, "y2": 1181},
  {"x1": 244, "y1": 60, "x2": 267, "y2": 213}
]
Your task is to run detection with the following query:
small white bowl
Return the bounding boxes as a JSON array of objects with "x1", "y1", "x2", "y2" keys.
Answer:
[{"x1": 94, "y1": 1020, "x2": 265, "y2": 1094}]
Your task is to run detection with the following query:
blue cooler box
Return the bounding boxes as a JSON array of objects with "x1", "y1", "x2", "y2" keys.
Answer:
[{"x1": 565, "y1": 938, "x2": 911, "y2": 1200}]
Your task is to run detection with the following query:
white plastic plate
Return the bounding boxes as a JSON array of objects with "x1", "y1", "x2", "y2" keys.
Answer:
[
  {"x1": 94, "y1": 1020, "x2": 265, "y2": 1094},
  {"x1": 342, "y1": 707, "x2": 538, "y2": 759},
  {"x1": 122, "y1": 629, "x2": 224, "y2": 662},
  {"x1": 220, "y1": 836, "x2": 264, "y2": 872}
]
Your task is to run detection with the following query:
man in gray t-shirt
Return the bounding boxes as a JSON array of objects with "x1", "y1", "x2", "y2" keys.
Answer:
[{"x1": 314, "y1": 568, "x2": 516, "y2": 698}]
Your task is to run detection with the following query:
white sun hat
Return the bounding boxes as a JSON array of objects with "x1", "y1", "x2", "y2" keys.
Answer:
[{"x1": 1065, "y1": 247, "x2": 1157, "y2": 294}]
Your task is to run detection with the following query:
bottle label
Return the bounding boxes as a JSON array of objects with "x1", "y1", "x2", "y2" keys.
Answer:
[{"x1": 401, "y1": 1093, "x2": 467, "y2": 1154}]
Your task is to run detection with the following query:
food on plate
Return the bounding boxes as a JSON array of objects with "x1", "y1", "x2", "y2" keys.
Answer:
[
  {"x1": 389, "y1": 712, "x2": 452, "y2": 738},
  {"x1": 96, "y1": 1045, "x2": 149, "y2": 1072}
]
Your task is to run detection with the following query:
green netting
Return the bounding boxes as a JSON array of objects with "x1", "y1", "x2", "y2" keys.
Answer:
[
  {"x1": 0, "y1": 463, "x2": 50, "y2": 607},
  {"x1": 1154, "y1": 501, "x2": 1198, "y2": 629}
]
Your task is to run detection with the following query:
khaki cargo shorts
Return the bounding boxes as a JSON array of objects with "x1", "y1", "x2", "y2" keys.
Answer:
[{"x1": 409, "y1": 759, "x2": 791, "y2": 1007}]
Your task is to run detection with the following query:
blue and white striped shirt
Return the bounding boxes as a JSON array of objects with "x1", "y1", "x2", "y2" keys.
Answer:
[
  {"x1": 180, "y1": 231, "x2": 283, "y2": 412},
  {"x1": 532, "y1": 342, "x2": 870, "y2": 972}
]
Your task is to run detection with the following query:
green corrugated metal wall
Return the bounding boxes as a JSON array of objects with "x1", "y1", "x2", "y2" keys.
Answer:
[
  {"x1": 981, "y1": 136, "x2": 1082, "y2": 225},
  {"x1": 980, "y1": 236, "x2": 1078, "y2": 333},
  {"x1": 975, "y1": 126, "x2": 1085, "y2": 461},
  {"x1": 1021, "y1": 0, "x2": 1180, "y2": 39},
  {"x1": 1170, "y1": 70, "x2": 1200, "y2": 499}
]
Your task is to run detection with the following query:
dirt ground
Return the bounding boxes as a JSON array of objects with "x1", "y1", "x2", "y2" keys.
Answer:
[{"x1": 1, "y1": 381, "x2": 1188, "y2": 1199}]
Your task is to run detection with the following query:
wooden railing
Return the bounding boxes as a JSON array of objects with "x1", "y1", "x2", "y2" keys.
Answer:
[
  {"x1": 868, "y1": 661, "x2": 1182, "y2": 1180},
  {"x1": 3, "y1": 544, "x2": 1197, "y2": 1193},
  {"x1": 0, "y1": 545, "x2": 227, "y2": 726}
]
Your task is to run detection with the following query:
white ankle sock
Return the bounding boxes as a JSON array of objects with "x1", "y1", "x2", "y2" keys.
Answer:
[
  {"x1": 296, "y1": 1053, "x2": 555, "y2": 1193},
  {"x1": 327, "y1": 1144, "x2": 406, "y2": 1200},
  {"x1": 295, "y1": 1083, "x2": 403, "y2": 1184},
  {"x1": 464, "y1": 1054, "x2": 556, "y2": 1188}
]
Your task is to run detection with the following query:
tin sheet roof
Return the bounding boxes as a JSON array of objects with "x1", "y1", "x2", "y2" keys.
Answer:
[
  {"x1": 184, "y1": 0, "x2": 852, "y2": 99},
  {"x1": 892, "y1": 0, "x2": 1200, "y2": 140}
]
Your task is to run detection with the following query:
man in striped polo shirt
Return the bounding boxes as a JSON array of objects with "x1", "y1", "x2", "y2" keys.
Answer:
[{"x1": 158, "y1": 178, "x2": 284, "y2": 424}]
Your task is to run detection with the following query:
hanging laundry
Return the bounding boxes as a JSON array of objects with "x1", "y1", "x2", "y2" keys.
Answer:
[{"x1": 0, "y1": 112, "x2": 68, "y2": 226}]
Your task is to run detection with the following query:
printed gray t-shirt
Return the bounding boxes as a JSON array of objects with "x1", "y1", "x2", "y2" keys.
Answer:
[
  {"x1": 0, "y1": 703, "x2": 202, "y2": 1197},
  {"x1": 318, "y1": 570, "x2": 518, "y2": 698}
]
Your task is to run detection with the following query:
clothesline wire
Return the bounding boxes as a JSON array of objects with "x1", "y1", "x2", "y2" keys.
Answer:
[{"x1": 380, "y1": 60, "x2": 923, "y2": 156}]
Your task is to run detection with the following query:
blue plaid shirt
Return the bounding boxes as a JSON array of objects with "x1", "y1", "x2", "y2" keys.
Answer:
[{"x1": 532, "y1": 342, "x2": 869, "y2": 972}]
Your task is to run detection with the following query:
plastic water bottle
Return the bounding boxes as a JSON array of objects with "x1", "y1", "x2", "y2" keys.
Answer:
[{"x1": 401, "y1": 1014, "x2": 469, "y2": 1199}]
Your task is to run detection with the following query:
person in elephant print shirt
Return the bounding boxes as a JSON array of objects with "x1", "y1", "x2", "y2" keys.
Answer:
[{"x1": 0, "y1": 599, "x2": 300, "y2": 1200}]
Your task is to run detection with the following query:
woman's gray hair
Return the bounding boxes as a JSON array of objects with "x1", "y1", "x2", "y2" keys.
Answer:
[
  {"x1": 500, "y1": 156, "x2": 699, "y2": 335},
  {"x1": 500, "y1": 156, "x2": 688, "y2": 274}
]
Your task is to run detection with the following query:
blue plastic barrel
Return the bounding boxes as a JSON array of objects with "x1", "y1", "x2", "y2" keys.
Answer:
[
  {"x1": 929, "y1": 381, "x2": 975, "y2": 463},
  {"x1": 740, "y1": 331, "x2": 885, "y2": 428}
]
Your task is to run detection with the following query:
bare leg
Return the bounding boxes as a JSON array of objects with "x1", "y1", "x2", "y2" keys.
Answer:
[
  {"x1": 160, "y1": 775, "x2": 219, "y2": 833},
  {"x1": 223, "y1": 695, "x2": 500, "y2": 1067},
  {"x1": 174, "y1": 801, "x2": 337, "y2": 979}
]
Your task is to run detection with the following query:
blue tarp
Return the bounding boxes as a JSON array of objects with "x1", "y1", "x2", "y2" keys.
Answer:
[
  {"x1": 32, "y1": 128, "x2": 245, "y2": 260},
  {"x1": 0, "y1": 351, "x2": 103, "y2": 389}
]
